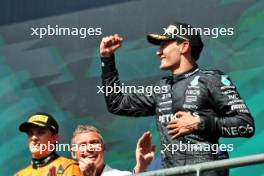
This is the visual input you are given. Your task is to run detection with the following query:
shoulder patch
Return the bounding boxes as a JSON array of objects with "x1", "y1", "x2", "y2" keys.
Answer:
[
  {"x1": 199, "y1": 69, "x2": 229, "y2": 86},
  {"x1": 57, "y1": 164, "x2": 64, "y2": 174},
  {"x1": 221, "y1": 75, "x2": 231, "y2": 86},
  {"x1": 190, "y1": 76, "x2": 200, "y2": 86}
]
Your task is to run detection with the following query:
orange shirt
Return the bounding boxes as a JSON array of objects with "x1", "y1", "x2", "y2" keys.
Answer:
[{"x1": 15, "y1": 156, "x2": 81, "y2": 176}]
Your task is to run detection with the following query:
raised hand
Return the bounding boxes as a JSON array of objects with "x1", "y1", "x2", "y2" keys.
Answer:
[
  {"x1": 100, "y1": 34, "x2": 123, "y2": 58},
  {"x1": 78, "y1": 157, "x2": 96, "y2": 176},
  {"x1": 134, "y1": 131, "x2": 156, "y2": 173}
]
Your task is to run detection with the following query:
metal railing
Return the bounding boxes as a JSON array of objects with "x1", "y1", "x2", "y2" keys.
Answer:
[{"x1": 133, "y1": 153, "x2": 264, "y2": 176}]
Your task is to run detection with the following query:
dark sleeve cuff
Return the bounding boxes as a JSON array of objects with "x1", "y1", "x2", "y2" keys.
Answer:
[
  {"x1": 100, "y1": 54, "x2": 117, "y2": 77},
  {"x1": 197, "y1": 115, "x2": 215, "y2": 133},
  {"x1": 197, "y1": 116, "x2": 206, "y2": 131}
]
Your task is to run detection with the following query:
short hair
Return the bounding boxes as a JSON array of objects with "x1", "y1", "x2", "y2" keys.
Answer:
[
  {"x1": 71, "y1": 125, "x2": 104, "y2": 145},
  {"x1": 176, "y1": 39, "x2": 203, "y2": 61},
  {"x1": 190, "y1": 44, "x2": 203, "y2": 61}
]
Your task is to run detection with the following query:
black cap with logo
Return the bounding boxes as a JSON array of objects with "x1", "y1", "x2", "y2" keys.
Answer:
[
  {"x1": 147, "y1": 22, "x2": 203, "y2": 47},
  {"x1": 19, "y1": 112, "x2": 59, "y2": 134}
]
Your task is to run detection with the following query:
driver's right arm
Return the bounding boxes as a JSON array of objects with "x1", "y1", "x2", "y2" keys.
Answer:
[{"x1": 99, "y1": 35, "x2": 156, "y2": 117}]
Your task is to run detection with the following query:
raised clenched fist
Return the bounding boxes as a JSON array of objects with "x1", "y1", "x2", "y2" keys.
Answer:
[
  {"x1": 100, "y1": 34, "x2": 123, "y2": 58},
  {"x1": 78, "y1": 157, "x2": 96, "y2": 176}
]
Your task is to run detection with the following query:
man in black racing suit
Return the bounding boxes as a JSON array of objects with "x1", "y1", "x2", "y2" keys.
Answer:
[{"x1": 99, "y1": 22, "x2": 255, "y2": 176}]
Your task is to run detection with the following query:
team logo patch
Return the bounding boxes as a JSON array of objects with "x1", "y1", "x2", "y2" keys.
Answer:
[
  {"x1": 190, "y1": 76, "x2": 200, "y2": 86},
  {"x1": 57, "y1": 165, "x2": 64, "y2": 174},
  {"x1": 28, "y1": 115, "x2": 48, "y2": 123},
  {"x1": 221, "y1": 75, "x2": 231, "y2": 86},
  {"x1": 164, "y1": 25, "x2": 178, "y2": 35}
]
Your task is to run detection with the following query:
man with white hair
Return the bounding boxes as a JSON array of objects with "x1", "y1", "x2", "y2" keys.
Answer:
[{"x1": 71, "y1": 125, "x2": 155, "y2": 176}]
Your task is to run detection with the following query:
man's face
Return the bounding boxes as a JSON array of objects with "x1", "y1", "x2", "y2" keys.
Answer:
[
  {"x1": 156, "y1": 41, "x2": 183, "y2": 71},
  {"x1": 26, "y1": 125, "x2": 58, "y2": 158},
  {"x1": 73, "y1": 132, "x2": 105, "y2": 170}
]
